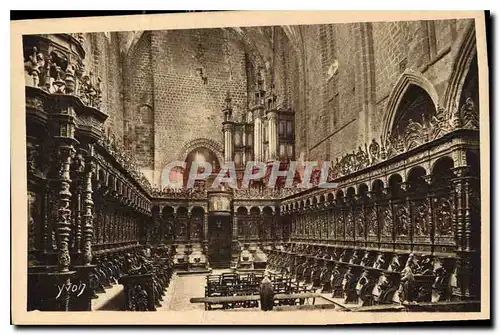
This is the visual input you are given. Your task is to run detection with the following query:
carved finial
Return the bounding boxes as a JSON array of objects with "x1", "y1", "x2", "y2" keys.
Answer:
[{"x1": 225, "y1": 90, "x2": 232, "y2": 109}]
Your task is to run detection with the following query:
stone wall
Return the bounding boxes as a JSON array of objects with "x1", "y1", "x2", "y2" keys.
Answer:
[
  {"x1": 83, "y1": 32, "x2": 125, "y2": 142},
  {"x1": 294, "y1": 19, "x2": 475, "y2": 162},
  {"x1": 150, "y1": 28, "x2": 249, "y2": 185},
  {"x1": 84, "y1": 18, "x2": 476, "y2": 185}
]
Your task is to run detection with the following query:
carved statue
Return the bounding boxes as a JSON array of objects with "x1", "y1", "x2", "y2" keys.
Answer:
[
  {"x1": 381, "y1": 206, "x2": 393, "y2": 237},
  {"x1": 356, "y1": 270, "x2": 377, "y2": 306},
  {"x1": 376, "y1": 273, "x2": 400, "y2": 304},
  {"x1": 460, "y1": 97, "x2": 479, "y2": 130},
  {"x1": 24, "y1": 46, "x2": 45, "y2": 87},
  {"x1": 356, "y1": 209, "x2": 365, "y2": 237},
  {"x1": 369, "y1": 138, "x2": 380, "y2": 164},
  {"x1": 398, "y1": 263, "x2": 415, "y2": 303},
  {"x1": 373, "y1": 253, "x2": 386, "y2": 270},
  {"x1": 395, "y1": 205, "x2": 409, "y2": 236},
  {"x1": 367, "y1": 207, "x2": 377, "y2": 236},
  {"x1": 336, "y1": 212, "x2": 345, "y2": 237},
  {"x1": 360, "y1": 251, "x2": 373, "y2": 267},
  {"x1": 346, "y1": 211, "x2": 354, "y2": 238},
  {"x1": 435, "y1": 199, "x2": 452, "y2": 236},
  {"x1": 388, "y1": 254, "x2": 402, "y2": 272},
  {"x1": 349, "y1": 250, "x2": 360, "y2": 265},
  {"x1": 414, "y1": 201, "x2": 430, "y2": 236},
  {"x1": 355, "y1": 146, "x2": 369, "y2": 170}
]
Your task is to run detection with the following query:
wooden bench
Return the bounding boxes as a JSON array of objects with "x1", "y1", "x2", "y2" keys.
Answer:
[{"x1": 190, "y1": 292, "x2": 322, "y2": 310}]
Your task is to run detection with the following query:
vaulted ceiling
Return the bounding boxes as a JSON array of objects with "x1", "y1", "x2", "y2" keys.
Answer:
[{"x1": 118, "y1": 25, "x2": 305, "y2": 74}]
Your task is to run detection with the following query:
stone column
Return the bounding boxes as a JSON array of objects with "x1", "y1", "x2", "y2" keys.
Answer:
[
  {"x1": 231, "y1": 214, "x2": 240, "y2": 268},
  {"x1": 223, "y1": 122, "x2": 234, "y2": 163},
  {"x1": 187, "y1": 211, "x2": 193, "y2": 242},
  {"x1": 233, "y1": 215, "x2": 239, "y2": 240},
  {"x1": 242, "y1": 124, "x2": 247, "y2": 164},
  {"x1": 253, "y1": 106, "x2": 264, "y2": 161},
  {"x1": 203, "y1": 212, "x2": 209, "y2": 255},
  {"x1": 267, "y1": 110, "x2": 278, "y2": 160}
]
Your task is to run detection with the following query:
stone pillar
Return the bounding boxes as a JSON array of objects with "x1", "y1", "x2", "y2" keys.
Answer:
[
  {"x1": 253, "y1": 106, "x2": 264, "y2": 162},
  {"x1": 203, "y1": 212, "x2": 209, "y2": 255},
  {"x1": 232, "y1": 215, "x2": 238, "y2": 239},
  {"x1": 267, "y1": 110, "x2": 278, "y2": 160},
  {"x1": 242, "y1": 124, "x2": 247, "y2": 164},
  {"x1": 223, "y1": 122, "x2": 234, "y2": 163},
  {"x1": 231, "y1": 215, "x2": 240, "y2": 269}
]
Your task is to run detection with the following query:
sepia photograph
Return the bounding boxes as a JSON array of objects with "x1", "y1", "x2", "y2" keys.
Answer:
[{"x1": 10, "y1": 10, "x2": 490, "y2": 325}]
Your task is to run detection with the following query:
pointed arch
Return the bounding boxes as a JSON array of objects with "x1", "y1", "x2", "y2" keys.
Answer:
[
  {"x1": 381, "y1": 69, "x2": 439, "y2": 144},
  {"x1": 443, "y1": 20, "x2": 477, "y2": 116},
  {"x1": 176, "y1": 138, "x2": 224, "y2": 166}
]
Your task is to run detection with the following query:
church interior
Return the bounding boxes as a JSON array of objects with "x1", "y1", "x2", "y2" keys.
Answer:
[{"x1": 24, "y1": 18, "x2": 481, "y2": 313}]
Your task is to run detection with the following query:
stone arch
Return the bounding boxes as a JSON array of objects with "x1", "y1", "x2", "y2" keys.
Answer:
[
  {"x1": 236, "y1": 206, "x2": 248, "y2": 215},
  {"x1": 381, "y1": 69, "x2": 440, "y2": 144},
  {"x1": 175, "y1": 138, "x2": 224, "y2": 167},
  {"x1": 162, "y1": 205, "x2": 175, "y2": 217},
  {"x1": 249, "y1": 206, "x2": 261, "y2": 216},
  {"x1": 388, "y1": 173, "x2": 404, "y2": 196},
  {"x1": 431, "y1": 155, "x2": 455, "y2": 175},
  {"x1": 371, "y1": 179, "x2": 385, "y2": 195},
  {"x1": 346, "y1": 187, "x2": 356, "y2": 198},
  {"x1": 443, "y1": 21, "x2": 477, "y2": 117},
  {"x1": 262, "y1": 206, "x2": 274, "y2": 216},
  {"x1": 335, "y1": 189, "x2": 344, "y2": 200},
  {"x1": 406, "y1": 166, "x2": 428, "y2": 193},
  {"x1": 358, "y1": 183, "x2": 369, "y2": 195}
]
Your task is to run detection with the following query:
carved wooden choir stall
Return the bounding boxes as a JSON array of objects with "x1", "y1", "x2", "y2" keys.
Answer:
[{"x1": 24, "y1": 25, "x2": 481, "y2": 312}]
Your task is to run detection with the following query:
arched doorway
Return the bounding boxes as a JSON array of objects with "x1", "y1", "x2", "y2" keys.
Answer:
[
  {"x1": 160, "y1": 146, "x2": 222, "y2": 190},
  {"x1": 183, "y1": 147, "x2": 221, "y2": 188}
]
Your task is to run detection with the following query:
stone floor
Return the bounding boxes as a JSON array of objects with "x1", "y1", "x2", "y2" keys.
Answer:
[
  {"x1": 92, "y1": 284, "x2": 125, "y2": 311},
  {"x1": 160, "y1": 271, "x2": 213, "y2": 311},
  {"x1": 160, "y1": 269, "x2": 343, "y2": 312}
]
